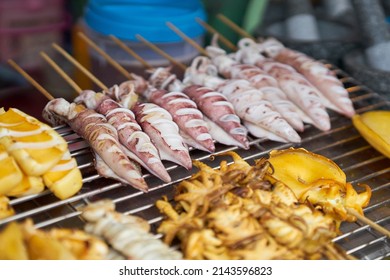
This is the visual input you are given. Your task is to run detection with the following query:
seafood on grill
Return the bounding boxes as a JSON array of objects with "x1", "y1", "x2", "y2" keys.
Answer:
[
  {"x1": 234, "y1": 40, "x2": 332, "y2": 131},
  {"x1": 148, "y1": 67, "x2": 250, "y2": 149},
  {"x1": 266, "y1": 148, "x2": 372, "y2": 223},
  {"x1": 75, "y1": 90, "x2": 171, "y2": 183},
  {"x1": 206, "y1": 40, "x2": 305, "y2": 131},
  {"x1": 0, "y1": 195, "x2": 14, "y2": 219},
  {"x1": 352, "y1": 110, "x2": 390, "y2": 159},
  {"x1": 142, "y1": 87, "x2": 215, "y2": 153},
  {"x1": 100, "y1": 82, "x2": 192, "y2": 169},
  {"x1": 0, "y1": 107, "x2": 82, "y2": 200},
  {"x1": 0, "y1": 107, "x2": 68, "y2": 176},
  {"x1": 81, "y1": 199, "x2": 183, "y2": 260},
  {"x1": 132, "y1": 102, "x2": 192, "y2": 169},
  {"x1": 185, "y1": 57, "x2": 301, "y2": 143},
  {"x1": 183, "y1": 85, "x2": 250, "y2": 149},
  {"x1": 43, "y1": 98, "x2": 148, "y2": 192},
  {"x1": 0, "y1": 219, "x2": 109, "y2": 260},
  {"x1": 156, "y1": 151, "x2": 351, "y2": 260},
  {"x1": 257, "y1": 38, "x2": 355, "y2": 118}
]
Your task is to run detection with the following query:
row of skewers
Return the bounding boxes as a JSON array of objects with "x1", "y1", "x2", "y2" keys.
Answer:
[
  {"x1": 9, "y1": 22, "x2": 356, "y2": 190},
  {"x1": 3, "y1": 14, "x2": 390, "y2": 259}
]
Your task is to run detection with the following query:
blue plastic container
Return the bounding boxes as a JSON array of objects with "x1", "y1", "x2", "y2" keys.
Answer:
[
  {"x1": 81, "y1": 0, "x2": 207, "y2": 85},
  {"x1": 84, "y1": 0, "x2": 206, "y2": 42}
]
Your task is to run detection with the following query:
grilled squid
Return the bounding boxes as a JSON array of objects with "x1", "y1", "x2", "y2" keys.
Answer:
[
  {"x1": 43, "y1": 98, "x2": 148, "y2": 192},
  {"x1": 148, "y1": 67, "x2": 250, "y2": 149},
  {"x1": 206, "y1": 42, "x2": 305, "y2": 132},
  {"x1": 235, "y1": 42, "x2": 331, "y2": 131},
  {"x1": 132, "y1": 102, "x2": 192, "y2": 170},
  {"x1": 258, "y1": 38, "x2": 355, "y2": 118},
  {"x1": 75, "y1": 91, "x2": 171, "y2": 183},
  {"x1": 185, "y1": 57, "x2": 301, "y2": 143},
  {"x1": 183, "y1": 85, "x2": 250, "y2": 149},
  {"x1": 142, "y1": 87, "x2": 215, "y2": 153},
  {"x1": 82, "y1": 200, "x2": 183, "y2": 260}
]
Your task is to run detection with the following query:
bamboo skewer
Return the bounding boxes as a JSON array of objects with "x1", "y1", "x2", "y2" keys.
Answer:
[
  {"x1": 52, "y1": 43, "x2": 108, "y2": 91},
  {"x1": 40, "y1": 52, "x2": 83, "y2": 94},
  {"x1": 216, "y1": 13, "x2": 256, "y2": 41},
  {"x1": 195, "y1": 17, "x2": 238, "y2": 51},
  {"x1": 77, "y1": 32, "x2": 134, "y2": 81},
  {"x1": 50, "y1": 51, "x2": 109, "y2": 94},
  {"x1": 347, "y1": 208, "x2": 390, "y2": 239},
  {"x1": 166, "y1": 23, "x2": 209, "y2": 55},
  {"x1": 166, "y1": 22, "x2": 208, "y2": 56},
  {"x1": 135, "y1": 34, "x2": 187, "y2": 71},
  {"x1": 109, "y1": 34, "x2": 153, "y2": 70},
  {"x1": 7, "y1": 59, "x2": 55, "y2": 101}
]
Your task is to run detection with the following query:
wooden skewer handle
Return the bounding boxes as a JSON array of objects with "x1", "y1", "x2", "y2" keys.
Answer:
[
  {"x1": 109, "y1": 35, "x2": 153, "y2": 70},
  {"x1": 217, "y1": 14, "x2": 256, "y2": 41},
  {"x1": 166, "y1": 22, "x2": 209, "y2": 56},
  {"x1": 347, "y1": 207, "x2": 390, "y2": 239},
  {"x1": 40, "y1": 52, "x2": 83, "y2": 94},
  {"x1": 7, "y1": 59, "x2": 55, "y2": 101},
  {"x1": 77, "y1": 32, "x2": 134, "y2": 81},
  {"x1": 195, "y1": 17, "x2": 238, "y2": 51},
  {"x1": 136, "y1": 34, "x2": 187, "y2": 71},
  {"x1": 52, "y1": 43, "x2": 108, "y2": 91}
]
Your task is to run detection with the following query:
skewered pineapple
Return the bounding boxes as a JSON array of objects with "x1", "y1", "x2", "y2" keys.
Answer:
[
  {"x1": 0, "y1": 107, "x2": 83, "y2": 202},
  {"x1": 0, "y1": 108, "x2": 68, "y2": 176},
  {"x1": 0, "y1": 219, "x2": 109, "y2": 260}
]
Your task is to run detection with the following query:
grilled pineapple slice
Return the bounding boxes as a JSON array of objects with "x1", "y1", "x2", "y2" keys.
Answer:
[
  {"x1": 0, "y1": 144, "x2": 23, "y2": 195},
  {"x1": 43, "y1": 151, "x2": 83, "y2": 200},
  {"x1": 352, "y1": 110, "x2": 390, "y2": 159},
  {"x1": 0, "y1": 108, "x2": 68, "y2": 176},
  {"x1": 6, "y1": 174, "x2": 45, "y2": 197},
  {"x1": 0, "y1": 222, "x2": 28, "y2": 260},
  {"x1": 0, "y1": 196, "x2": 15, "y2": 219}
]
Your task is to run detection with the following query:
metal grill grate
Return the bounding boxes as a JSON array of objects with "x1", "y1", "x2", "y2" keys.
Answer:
[{"x1": 1, "y1": 66, "x2": 389, "y2": 260}]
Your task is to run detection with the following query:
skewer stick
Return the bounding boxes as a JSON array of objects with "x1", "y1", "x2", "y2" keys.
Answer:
[
  {"x1": 195, "y1": 17, "x2": 238, "y2": 51},
  {"x1": 166, "y1": 22, "x2": 209, "y2": 56},
  {"x1": 77, "y1": 32, "x2": 134, "y2": 80},
  {"x1": 7, "y1": 59, "x2": 55, "y2": 100},
  {"x1": 52, "y1": 43, "x2": 108, "y2": 91},
  {"x1": 216, "y1": 14, "x2": 256, "y2": 41},
  {"x1": 40, "y1": 52, "x2": 83, "y2": 93},
  {"x1": 135, "y1": 34, "x2": 187, "y2": 71},
  {"x1": 109, "y1": 34, "x2": 153, "y2": 70},
  {"x1": 347, "y1": 207, "x2": 390, "y2": 239}
]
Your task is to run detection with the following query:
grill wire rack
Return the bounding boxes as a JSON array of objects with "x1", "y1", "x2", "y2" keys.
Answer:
[{"x1": 1, "y1": 65, "x2": 389, "y2": 260}]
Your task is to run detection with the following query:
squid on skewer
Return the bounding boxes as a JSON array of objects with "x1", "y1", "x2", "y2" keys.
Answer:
[
  {"x1": 142, "y1": 87, "x2": 215, "y2": 153},
  {"x1": 206, "y1": 42, "x2": 306, "y2": 132},
  {"x1": 185, "y1": 56, "x2": 301, "y2": 143},
  {"x1": 43, "y1": 98, "x2": 148, "y2": 192},
  {"x1": 234, "y1": 41, "x2": 331, "y2": 132},
  {"x1": 74, "y1": 90, "x2": 171, "y2": 183},
  {"x1": 147, "y1": 67, "x2": 250, "y2": 149},
  {"x1": 258, "y1": 38, "x2": 355, "y2": 118}
]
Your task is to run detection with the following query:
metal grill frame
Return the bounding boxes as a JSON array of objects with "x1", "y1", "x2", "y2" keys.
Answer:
[{"x1": 1, "y1": 66, "x2": 389, "y2": 260}]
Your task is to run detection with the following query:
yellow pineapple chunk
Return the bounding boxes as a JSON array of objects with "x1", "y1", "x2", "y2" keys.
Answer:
[
  {"x1": 0, "y1": 108, "x2": 68, "y2": 176},
  {"x1": 0, "y1": 196, "x2": 15, "y2": 219},
  {"x1": 0, "y1": 144, "x2": 23, "y2": 195},
  {"x1": 0, "y1": 222, "x2": 28, "y2": 260},
  {"x1": 43, "y1": 152, "x2": 83, "y2": 200},
  {"x1": 6, "y1": 174, "x2": 45, "y2": 197},
  {"x1": 352, "y1": 110, "x2": 390, "y2": 159},
  {"x1": 0, "y1": 107, "x2": 25, "y2": 125},
  {"x1": 27, "y1": 232, "x2": 76, "y2": 260}
]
